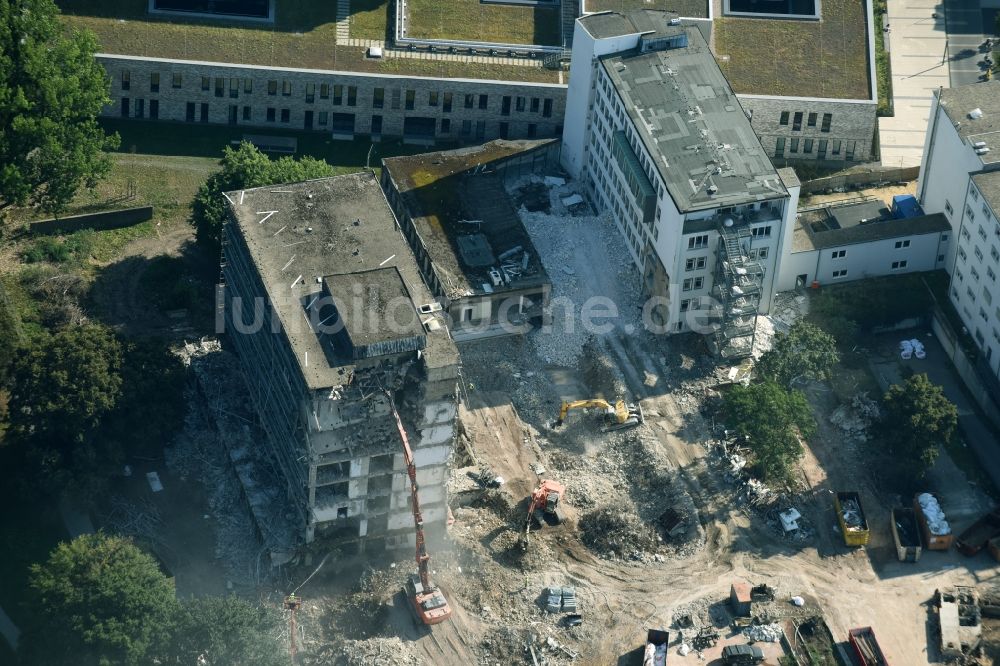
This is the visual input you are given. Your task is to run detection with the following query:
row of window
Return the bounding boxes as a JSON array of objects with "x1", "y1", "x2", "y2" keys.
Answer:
[
  {"x1": 119, "y1": 97, "x2": 547, "y2": 138},
  {"x1": 830, "y1": 240, "x2": 917, "y2": 262},
  {"x1": 957, "y1": 239, "x2": 1000, "y2": 264},
  {"x1": 120, "y1": 70, "x2": 555, "y2": 116},
  {"x1": 828, "y1": 260, "x2": 908, "y2": 280},
  {"x1": 778, "y1": 110, "x2": 833, "y2": 133},
  {"x1": 954, "y1": 293, "x2": 1000, "y2": 353},
  {"x1": 775, "y1": 137, "x2": 855, "y2": 160}
]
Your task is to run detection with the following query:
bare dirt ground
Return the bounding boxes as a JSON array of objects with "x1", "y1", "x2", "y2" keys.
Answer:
[{"x1": 287, "y1": 177, "x2": 1000, "y2": 666}]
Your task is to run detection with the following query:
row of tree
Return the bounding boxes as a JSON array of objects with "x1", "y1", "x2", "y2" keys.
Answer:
[
  {"x1": 21, "y1": 533, "x2": 287, "y2": 666},
  {"x1": 722, "y1": 321, "x2": 958, "y2": 486}
]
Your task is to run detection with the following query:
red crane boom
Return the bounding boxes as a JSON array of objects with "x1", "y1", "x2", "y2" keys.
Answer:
[{"x1": 385, "y1": 390, "x2": 452, "y2": 625}]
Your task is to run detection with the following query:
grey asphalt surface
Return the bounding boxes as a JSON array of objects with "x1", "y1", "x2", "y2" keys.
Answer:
[
  {"x1": 871, "y1": 332, "x2": 1000, "y2": 497},
  {"x1": 944, "y1": 0, "x2": 992, "y2": 86}
]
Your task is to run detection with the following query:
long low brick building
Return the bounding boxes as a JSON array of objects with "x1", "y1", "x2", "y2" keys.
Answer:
[{"x1": 98, "y1": 54, "x2": 569, "y2": 144}]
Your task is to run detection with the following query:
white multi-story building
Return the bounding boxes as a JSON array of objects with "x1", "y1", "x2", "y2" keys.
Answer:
[
  {"x1": 917, "y1": 81, "x2": 1000, "y2": 376},
  {"x1": 562, "y1": 10, "x2": 799, "y2": 357}
]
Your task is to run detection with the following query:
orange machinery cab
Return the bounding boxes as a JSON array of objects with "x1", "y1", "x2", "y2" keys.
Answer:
[{"x1": 407, "y1": 573, "x2": 452, "y2": 625}]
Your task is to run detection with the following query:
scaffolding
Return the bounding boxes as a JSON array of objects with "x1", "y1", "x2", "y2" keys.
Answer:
[{"x1": 711, "y1": 215, "x2": 764, "y2": 359}]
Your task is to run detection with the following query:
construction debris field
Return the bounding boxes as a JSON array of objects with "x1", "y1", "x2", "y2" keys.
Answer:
[{"x1": 105, "y1": 175, "x2": 1000, "y2": 665}]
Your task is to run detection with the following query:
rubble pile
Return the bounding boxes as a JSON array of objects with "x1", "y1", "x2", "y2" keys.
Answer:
[
  {"x1": 515, "y1": 179, "x2": 644, "y2": 367},
  {"x1": 829, "y1": 392, "x2": 881, "y2": 440},
  {"x1": 579, "y1": 506, "x2": 661, "y2": 559},
  {"x1": 165, "y1": 344, "x2": 271, "y2": 585},
  {"x1": 769, "y1": 292, "x2": 808, "y2": 333},
  {"x1": 322, "y1": 637, "x2": 424, "y2": 666},
  {"x1": 743, "y1": 623, "x2": 784, "y2": 642}
]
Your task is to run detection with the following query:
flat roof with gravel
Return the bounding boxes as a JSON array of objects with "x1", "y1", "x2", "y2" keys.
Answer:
[
  {"x1": 972, "y1": 172, "x2": 1000, "y2": 218},
  {"x1": 597, "y1": 20, "x2": 786, "y2": 213},
  {"x1": 224, "y1": 171, "x2": 446, "y2": 390},
  {"x1": 714, "y1": 0, "x2": 873, "y2": 100},
  {"x1": 938, "y1": 81, "x2": 1000, "y2": 168}
]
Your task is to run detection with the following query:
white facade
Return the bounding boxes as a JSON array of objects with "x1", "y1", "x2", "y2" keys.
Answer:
[
  {"x1": 776, "y1": 231, "x2": 949, "y2": 292},
  {"x1": 916, "y1": 82, "x2": 1000, "y2": 379},
  {"x1": 561, "y1": 16, "x2": 797, "y2": 337},
  {"x1": 948, "y1": 178, "x2": 1000, "y2": 375},
  {"x1": 916, "y1": 92, "x2": 990, "y2": 270},
  {"x1": 561, "y1": 21, "x2": 642, "y2": 181}
]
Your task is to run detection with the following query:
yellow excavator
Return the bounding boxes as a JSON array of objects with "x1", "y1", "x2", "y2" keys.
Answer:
[{"x1": 555, "y1": 398, "x2": 643, "y2": 431}]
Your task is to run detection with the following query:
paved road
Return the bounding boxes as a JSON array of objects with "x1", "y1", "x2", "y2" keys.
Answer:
[
  {"x1": 879, "y1": 0, "x2": 992, "y2": 168},
  {"x1": 944, "y1": 0, "x2": 990, "y2": 86}
]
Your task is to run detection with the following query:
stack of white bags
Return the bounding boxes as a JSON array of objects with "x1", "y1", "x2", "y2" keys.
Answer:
[
  {"x1": 917, "y1": 493, "x2": 950, "y2": 535},
  {"x1": 899, "y1": 338, "x2": 926, "y2": 360}
]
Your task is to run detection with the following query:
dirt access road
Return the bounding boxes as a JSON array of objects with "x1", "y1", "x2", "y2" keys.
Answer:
[{"x1": 446, "y1": 380, "x2": 999, "y2": 666}]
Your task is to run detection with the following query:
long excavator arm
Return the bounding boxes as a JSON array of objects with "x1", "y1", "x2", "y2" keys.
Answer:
[
  {"x1": 557, "y1": 399, "x2": 613, "y2": 425},
  {"x1": 385, "y1": 391, "x2": 431, "y2": 591}
]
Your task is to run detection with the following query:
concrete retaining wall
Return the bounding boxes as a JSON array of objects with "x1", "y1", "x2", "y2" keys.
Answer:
[
  {"x1": 29, "y1": 206, "x2": 153, "y2": 235},
  {"x1": 931, "y1": 310, "x2": 1000, "y2": 430},
  {"x1": 800, "y1": 165, "x2": 920, "y2": 195}
]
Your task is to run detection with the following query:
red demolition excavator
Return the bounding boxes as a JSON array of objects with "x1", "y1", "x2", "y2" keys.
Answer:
[{"x1": 385, "y1": 390, "x2": 453, "y2": 626}]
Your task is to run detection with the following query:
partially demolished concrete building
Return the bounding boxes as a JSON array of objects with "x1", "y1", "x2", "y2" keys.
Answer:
[
  {"x1": 381, "y1": 140, "x2": 555, "y2": 340},
  {"x1": 220, "y1": 171, "x2": 460, "y2": 551}
]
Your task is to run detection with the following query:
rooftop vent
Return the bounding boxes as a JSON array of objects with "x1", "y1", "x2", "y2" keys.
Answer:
[
  {"x1": 969, "y1": 108, "x2": 984, "y2": 120},
  {"x1": 708, "y1": 185, "x2": 719, "y2": 195},
  {"x1": 669, "y1": 17, "x2": 681, "y2": 25}
]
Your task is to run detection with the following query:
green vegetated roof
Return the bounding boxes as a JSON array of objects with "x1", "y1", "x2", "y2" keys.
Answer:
[
  {"x1": 714, "y1": 0, "x2": 872, "y2": 100},
  {"x1": 56, "y1": 0, "x2": 560, "y2": 83}
]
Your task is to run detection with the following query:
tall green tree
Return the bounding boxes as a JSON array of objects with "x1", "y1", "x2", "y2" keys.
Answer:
[
  {"x1": 723, "y1": 380, "x2": 816, "y2": 484},
  {"x1": 0, "y1": 0, "x2": 120, "y2": 214},
  {"x1": 0, "y1": 279, "x2": 22, "y2": 380},
  {"x1": 878, "y1": 373, "x2": 957, "y2": 478},
  {"x1": 756, "y1": 320, "x2": 840, "y2": 387},
  {"x1": 169, "y1": 596, "x2": 287, "y2": 666},
  {"x1": 21, "y1": 533, "x2": 178, "y2": 666},
  {"x1": 5, "y1": 323, "x2": 123, "y2": 492},
  {"x1": 192, "y1": 141, "x2": 337, "y2": 251}
]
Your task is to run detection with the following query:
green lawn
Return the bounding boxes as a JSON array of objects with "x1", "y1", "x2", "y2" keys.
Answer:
[
  {"x1": 405, "y1": 0, "x2": 560, "y2": 46},
  {"x1": 350, "y1": 0, "x2": 390, "y2": 41},
  {"x1": 715, "y1": 0, "x2": 872, "y2": 100},
  {"x1": 873, "y1": 0, "x2": 893, "y2": 115},
  {"x1": 6, "y1": 150, "x2": 220, "y2": 270},
  {"x1": 583, "y1": 0, "x2": 709, "y2": 18}
]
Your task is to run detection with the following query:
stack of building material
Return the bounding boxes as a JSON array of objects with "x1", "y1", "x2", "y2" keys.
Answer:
[{"x1": 561, "y1": 587, "x2": 577, "y2": 613}]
